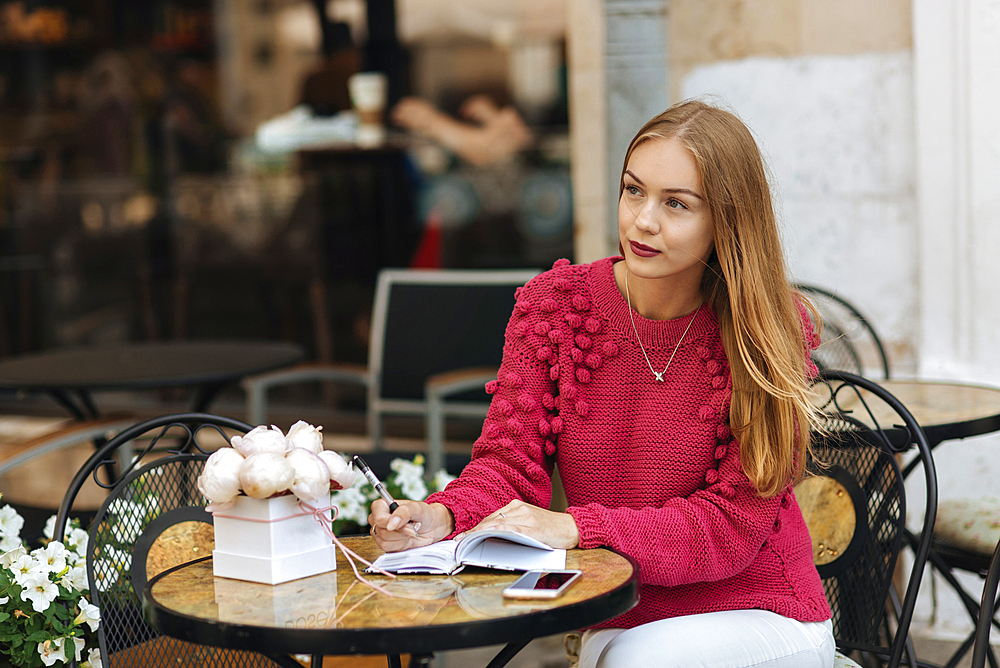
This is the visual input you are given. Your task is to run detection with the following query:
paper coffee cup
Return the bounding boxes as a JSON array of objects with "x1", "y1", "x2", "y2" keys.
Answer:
[{"x1": 348, "y1": 72, "x2": 388, "y2": 146}]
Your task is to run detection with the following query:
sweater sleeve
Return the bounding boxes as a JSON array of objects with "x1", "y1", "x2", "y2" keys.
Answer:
[{"x1": 425, "y1": 277, "x2": 560, "y2": 534}]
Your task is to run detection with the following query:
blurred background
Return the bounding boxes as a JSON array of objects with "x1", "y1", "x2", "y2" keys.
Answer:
[{"x1": 1, "y1": 0, "x2": 999, "y2": 650}]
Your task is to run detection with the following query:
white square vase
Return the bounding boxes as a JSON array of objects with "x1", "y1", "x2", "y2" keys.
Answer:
[{"x1": 212, "y1": 494, "x2": 337, "y2": 584}]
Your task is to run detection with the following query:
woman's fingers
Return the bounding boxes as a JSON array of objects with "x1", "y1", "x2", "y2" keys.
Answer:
[{"x1": 468, "y1": 500, "x2": 580, "y2": 549}]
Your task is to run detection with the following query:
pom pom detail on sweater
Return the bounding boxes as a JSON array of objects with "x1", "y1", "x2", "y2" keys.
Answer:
[{"x1": 424, "y1": 257, "x2": 831, "y2": 631}]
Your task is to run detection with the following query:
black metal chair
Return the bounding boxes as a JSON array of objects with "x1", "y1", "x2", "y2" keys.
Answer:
[
  {"x1": 51, "y1": 413, "x2": 300, "y2": 668},
  {"x1": 242, "y1": 267, "x2": 538, "y2": 473},
  {"x1": 800, "y1": 371, "x2": 937, "y2": 668},
  {"x1": 915, "y1": 504, "x2": 1000, "y2": 668},
  {"x1": 971, "y1": 539, "x2": 1000, "y2": 668},
  {"x1": 796, "y1": 284, "x2": 891, "y2": 379}
]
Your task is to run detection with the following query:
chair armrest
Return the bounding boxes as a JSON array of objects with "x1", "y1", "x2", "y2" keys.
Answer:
[
  {"x1": 241, "y1": 362, "x2": 370, "y2": 425},
  {"x1": 0, "y1": 415, "x2": 135, "y2": 476},
  {"x1": 425, "y1": 366, "x2": 498, "y2": 400},
  {"x1": 425, "y1": 366, "x2": 497, "y2": 475}
]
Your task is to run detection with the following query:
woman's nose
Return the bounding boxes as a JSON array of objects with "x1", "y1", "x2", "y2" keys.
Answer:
[{"x1": 635, "y1": 203, "x2": 659, "y2": 232}]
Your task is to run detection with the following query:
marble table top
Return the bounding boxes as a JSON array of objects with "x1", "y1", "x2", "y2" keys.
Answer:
[{"x1": 144, "y1": 535, "x2": 639, "y2": 657}]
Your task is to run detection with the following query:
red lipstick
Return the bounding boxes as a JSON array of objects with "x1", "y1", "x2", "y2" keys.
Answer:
[{"x1": 629, "y1": 240, "x2": 660, "y2": 258}]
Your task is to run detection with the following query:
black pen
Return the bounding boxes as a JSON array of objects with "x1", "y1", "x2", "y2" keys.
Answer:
[
  {"x1": 353, "y1": 455, "x2": 399, "y2": 512},
  {"x1": 353, "y1": 455, "x2": 420, "y2": 537}
]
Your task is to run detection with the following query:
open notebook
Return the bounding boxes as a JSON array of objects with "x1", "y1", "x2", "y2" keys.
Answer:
[{"x1": 366, "y1": 530, "x2": 567, "y2": 575}]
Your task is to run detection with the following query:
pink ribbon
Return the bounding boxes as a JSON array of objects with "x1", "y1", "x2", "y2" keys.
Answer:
[{"x1": 298, "y1": 501, "x2": 397, "y2": 597}]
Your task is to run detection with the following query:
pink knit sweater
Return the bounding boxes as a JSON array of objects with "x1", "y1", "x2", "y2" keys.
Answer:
[{"x1": 426, "y1": 257, "x2": 832, "y2": 628}]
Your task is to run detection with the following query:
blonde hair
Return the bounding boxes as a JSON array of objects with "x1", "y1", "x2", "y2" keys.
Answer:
[{"x1": 620, "y1": 99, "x2": 819, "y2": 497}]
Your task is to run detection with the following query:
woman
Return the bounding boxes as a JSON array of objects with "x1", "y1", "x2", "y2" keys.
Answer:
[{"x1": 368, "y1": 99, "x2": 834, "y2": 668}]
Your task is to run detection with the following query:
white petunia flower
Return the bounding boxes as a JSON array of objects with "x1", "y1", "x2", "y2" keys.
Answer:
[
  {"x1": 331, "y1": 475, "x2": 373, "y2": 526},
  {"x1": 43, "y1": 514, "x2": 57, "y2": 540},
  {"x1": 0, "y1": 595, "x2": 8, "y2": 604},
  {"x1": 0, "y1": 504, "x2": 25, "y2": 538},
  {"x1": 93, "y1": 545, "x2": 131, "y2": 592},
  {"x1": 75, "y1": 598, "x2": 101, "y2": 631},
  {"x1": 1, "y1": 544, "x2": 27, "y2": 567},
  {"x1": 67, "y1": 527, "x2": 89, "y2": 558},
  {"x1": 83, "y1": 647, "x2": 104, "y2": 668},
  {"x1": 33, "y1": 541, "x2": 69, "y2": 574},
  {"x1": 391, "y1": 457, "x2": 429, "y2": 501},
  {"x1": 38, "y1": 638, "x2": 67, "y2": 667},
  {"x1": 285, "y1": 420, "x2": 324, "y2": 454},
  {"x1": 142, "y1": 495, "x2": 160, "y2": 514},
  {"x1": 63, "y1": 563, "x2": 89, "y2": 592},
  {"x1": 0, "y1": 533, "x2": 21, "y2": 553},
  {"x1": 11, "y1": 553, "x2": 39, "y2": 587},
  {"x1": 431, "y1": 469, "x2": 457, "y2": 492},
  {"x1": 70, "y1": 636, "x2": 85, "y2": 662},
  {"x1": 107, "y1": 498, "x2": 142, "y2": 518},
  {"x1": 21, "y1": 570, "x2": 59, "y2": 612}
]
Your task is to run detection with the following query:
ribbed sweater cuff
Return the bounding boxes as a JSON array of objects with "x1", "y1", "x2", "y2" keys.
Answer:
[
  {"x1": 425, "y1": 490, "x2": 480, "y2": 537},
  {"x1": 567, "y1": 505, "x2": 606, "y2": 549}
]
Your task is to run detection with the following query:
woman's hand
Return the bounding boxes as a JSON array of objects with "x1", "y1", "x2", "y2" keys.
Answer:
[
  {"x1": 368, "y1": 499, "x2": 455, "y2": 552},
  {"x1": 464, "y1": 500, "x2": 580, "y2": 550}
]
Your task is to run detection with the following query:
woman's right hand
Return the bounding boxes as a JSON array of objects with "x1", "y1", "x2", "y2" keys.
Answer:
[{"x1": 368, "y1": 499, "x2": 455, "y2": 552}]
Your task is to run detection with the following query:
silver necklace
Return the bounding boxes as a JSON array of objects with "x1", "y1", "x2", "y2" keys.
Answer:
[{"x1": 624, "y1": 267, "x2": 700, "y2": 382}]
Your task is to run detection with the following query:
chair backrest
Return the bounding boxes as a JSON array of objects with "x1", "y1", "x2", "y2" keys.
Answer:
[
  {"x1": 800, "y1": 371, "x2": 937, "y2": 668},
  {"x1": 795, "y1": 284, "x2": 891, "y2": 379},
  {"x1": 50, "y1": 413, "x2": 281, "y2": 668},
  {"x1": 367, "y1": 267, "x2": 538, "y2": 442},
  {"x1": 972, "y1": 539, "x2": 1000, "y2": 668}
]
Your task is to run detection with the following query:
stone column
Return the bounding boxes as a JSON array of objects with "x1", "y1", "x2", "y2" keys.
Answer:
[
  {"x1": 567, "y1": 0, "x2": 669, "y2": 263},
  {"x1": 914, "y1": 0, "x2": 1000, "y2": 381}
]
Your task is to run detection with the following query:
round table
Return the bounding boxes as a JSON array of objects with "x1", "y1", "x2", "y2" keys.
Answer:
[
  {"x1": 878, "y1": 380, "x2": 1000, "y2": 446},
  {"x1": 0, "y1": 340, "x2": 304, "y2": 419},
  {"x1": 143, "y1": 536, "x2": 639, "y2": 668}
]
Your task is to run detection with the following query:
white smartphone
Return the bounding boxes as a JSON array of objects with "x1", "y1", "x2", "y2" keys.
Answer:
[{"x1": 502, "y1": 569, "x2": 583, "y2": 599}]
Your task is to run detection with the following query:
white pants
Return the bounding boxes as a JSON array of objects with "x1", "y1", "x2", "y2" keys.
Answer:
[{"x1": 578, "y1": 610, "x2": 835, "y2": 668}]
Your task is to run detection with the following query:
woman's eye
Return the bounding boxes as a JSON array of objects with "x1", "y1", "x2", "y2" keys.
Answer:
[
  {"x1": 625, "y1": 185, "x2": 640, "y2": 196},
  {"x1": 667, "y1": 198, "x2": 688, "y2": 210}
]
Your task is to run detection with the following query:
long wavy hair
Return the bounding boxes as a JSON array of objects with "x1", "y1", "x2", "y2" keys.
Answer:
[{"x1": 619, "y1": 99, "x2": 819, "y2": 497}]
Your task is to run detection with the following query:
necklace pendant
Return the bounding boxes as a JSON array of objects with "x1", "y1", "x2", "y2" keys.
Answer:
[{"x1": 653, "y1": 371, "x2": 665, "y2": 382}]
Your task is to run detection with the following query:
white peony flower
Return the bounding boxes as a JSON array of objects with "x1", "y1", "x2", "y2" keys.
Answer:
[
  {"x1": 318, "y1": 450, "x2": 356, "y2": 490},
  {"x1": 197, "y1": 447, "x2": 246, "y2": 503},
  {"x1": 239, "y1": 452, "x2": 295, "y2": 499},
  {"x1": 0, "y1": 504, "x2": 25, "y2": 538},
  {"x1": 285, "y1": 448, "x2": 332, "y2": 502},
  {"x1": 286, "y1": 420, "x2": 324, "y2": 454},
  {"x1": 231, "y1": 425, "x2": 290, "y2": 457},
  {"x1": 21, "y1": 570, "x2": 59, "y2": 612}
]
